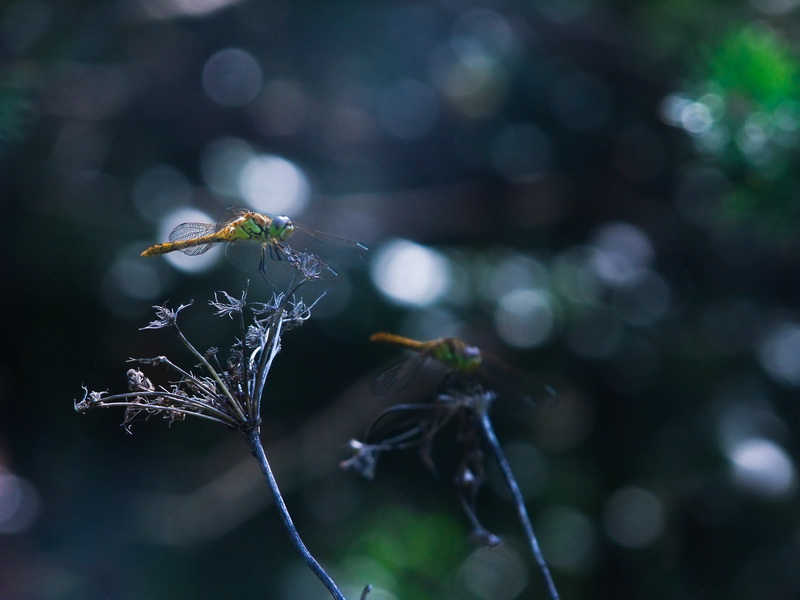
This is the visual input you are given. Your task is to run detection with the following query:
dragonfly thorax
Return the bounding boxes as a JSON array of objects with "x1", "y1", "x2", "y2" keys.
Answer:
[
  {"x1": 232, "y1": 213, "x2": 295, "y2": 244},
  {"x1": 437, "y1": 338, "x2": 482, "y2": 373}
]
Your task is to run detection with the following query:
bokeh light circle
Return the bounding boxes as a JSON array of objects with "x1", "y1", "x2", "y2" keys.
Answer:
[
  {"x1": 238, "y1": 154, "x2": 310, "y2": 215},
  {"x1": 758, "y1": 321, "x2": 800, "y2": 386},
  {"x1": 458, "y1": 544, "x2": 528, "y2": 600},
  {"x1": 201, "y1": 137, "x2": 255, "y2": 197},
  {"x1": 603, "y1": 486, "x2": 665, "y2": 548},
  {"x1": 0, "y1": 471, "x2": 40, "y2": 534},
  {"x1": 538, "y1": 505, "x2": 596, "y2": 573},
  {"x1": 590, "y1": 222, "x2": 654, "y2": 285},
  {"x1": 371, "y1": 239, "x2": 451, "y2": 307},
  {"x1": 154, "y1": 207, "x2": 223, "y2": 274},
  {"x1": 202, "y1": 47, "x2": 262, "y2": 107},
  {"x1": 133, "y1": 165, "x2": 193, "y2": 222},
  {"x1": 494, "y1": 288, "x2": 555, "y2": 348},
  {"x1": 728, "y1": 438, "x2": 795, "y2": 498}
]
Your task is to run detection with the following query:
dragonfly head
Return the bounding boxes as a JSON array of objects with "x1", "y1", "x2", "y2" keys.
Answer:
[
  {"x1": 461, "y1": 343, "x2": 482, "y2": 371},
  {"x1": 441, "y1": 338, "x2": 482, "y2": 372},
  {"x1": 269, "y1": 215, "x2": 295, "y2": 241}
]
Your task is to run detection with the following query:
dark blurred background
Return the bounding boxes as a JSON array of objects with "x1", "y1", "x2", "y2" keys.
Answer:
[{"x1": 3, "y1": 0, "x2": 800, "y2": 598}]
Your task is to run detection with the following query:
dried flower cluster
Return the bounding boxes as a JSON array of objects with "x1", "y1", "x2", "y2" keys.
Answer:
[
  {"x1": 76, "y1": 252, "x2": 324, "y2": 434},
  {"x1": 341, "y1": 380, "x2": 498, "y2": 541},
  {"x1": 340, "y1": 367, "x2": 560, "y2": 600},
  {"x1": 75, "y1": 250, "x2": 361, "y2": 600}
]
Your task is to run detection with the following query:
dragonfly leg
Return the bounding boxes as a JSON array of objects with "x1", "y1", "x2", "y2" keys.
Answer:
[
  {"x1": 269, "y1": 243, "x2": 287, "y2": 262},
  {"x1": 258, "y1": 247, "x2": 277, "y2": 288}
]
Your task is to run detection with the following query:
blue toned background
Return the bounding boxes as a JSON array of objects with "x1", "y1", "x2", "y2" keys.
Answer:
[{"x1": 2, "y1": 1, "x2": 800, "y2": 599}]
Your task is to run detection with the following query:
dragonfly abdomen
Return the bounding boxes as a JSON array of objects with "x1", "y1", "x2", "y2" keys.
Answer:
[
  {"x1": 369, "y1": 332, "x2": 428, "y2": 351},
  {"x1": 141, "y1": 231, "x2": 232, "y2": 256}
]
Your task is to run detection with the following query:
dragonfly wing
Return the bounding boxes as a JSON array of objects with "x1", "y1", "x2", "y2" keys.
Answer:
[
  {"x1": 181, "y1": 243, "x2": 215, "y2": 256},
  {"x1": 477, "y1": 355, "x2": 557, "y2": 408},
  {"x1": 372, "y1": 351, "x2": 430, "y2": 395},
  {"x1": 280, "y1": 242, "x2": 340, "y2": 277},
  {"x1": 365, "y1": 402, "x2": 438, "y2": 443},
  {"x1": 168, "y1": 222, "x2": 217, "y2": 242},
  {"x1": 216, "y1": 206, "x2": 249, "y2": 228},
  {"x1": 165, "y1": 222, "x2": 220, "y2": 256},
  {"x1": 290, "y1": 224, "x2": 371, "y2": 268}
]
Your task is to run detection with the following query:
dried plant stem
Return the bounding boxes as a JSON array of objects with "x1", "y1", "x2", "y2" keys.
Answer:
[
  {"x1": 174, "y1": 325, "x2": 247, "y2": 422},
  {"x1": 478, "y1": 413, "x2": 560, "y2": 600},
  {"x1": 251, "y1": 309, "x2": 285, "y2": 421},
  {"x1": 77, "y1": 264, "x2": 358, "y2": 596},
  {"x1": 245, "y1": 295, "x2": 346, "y2": 599},
  {"x1": 247, "y1": 427, "x2": 346, "y2": 600}
]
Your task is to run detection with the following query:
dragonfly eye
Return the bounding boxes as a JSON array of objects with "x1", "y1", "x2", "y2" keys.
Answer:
[
  {"x1": 457, "y1": 344, "x2": 482, "y2": 371},
  {"x1": 270, "y1": 216, "x2": 295, "y2": 241},
  {"x1": 464, "y1": 345, "x2": 481, "y2": 360}
]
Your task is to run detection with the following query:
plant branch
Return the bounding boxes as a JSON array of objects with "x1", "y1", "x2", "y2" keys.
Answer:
[
  {"x1": 246, "y1": 427, "x2": 347, "y2": 600},
  {"x1": 174, "y1": 325, "x2": 247, "y2": 422},
  {"x1": 478, "y1": 412, "x2": 559, "y2": 600},
  {"x1": 251, "y1": 308, "x2": 284, "y2": 421}
]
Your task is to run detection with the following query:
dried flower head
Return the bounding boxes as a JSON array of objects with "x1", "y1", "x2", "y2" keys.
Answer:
[
  {"x1": 343, "y1": 376, "x2": 560, "y2": 600},
  {"x1": 76, "y1": 285, "x2": 322, "y2": 433},
  {"x1": 141, "y1": 302, "x2": 192, "y2": 330},
  {"x1": 77, "y1": 246, "x2": 366, "y2": 600},
  {"x1": 210, "y1": 289, "x2": 248, "y2": 318},
  {"x1": 339, "y1": 439, "x2": 381, "y2": 480}
]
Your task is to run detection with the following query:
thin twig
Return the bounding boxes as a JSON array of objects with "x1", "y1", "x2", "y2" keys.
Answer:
[
  {"x1": 132, "y1": 355, "x2": 219, "y2": 399},
  {"x1": 247, "y1": 427, "x2": 347, "y2": 600},
  {"x1": 252, "y1": 308, "x2": 285, "y2": 420},
  {"x1": 478, "y1": 412, "x2": 560, "y2": 600},
  {"x1": 174, "y1": 325, "x2": 247, "y2": 422}
]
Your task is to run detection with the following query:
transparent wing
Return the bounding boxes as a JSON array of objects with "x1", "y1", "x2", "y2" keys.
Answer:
[
  {"x1": 372, "y1": 351, "x2": 431, "y2": 395},
  {"x1": 165, "y1": 222, "x2": 219, "y2": 256},
  {"x1": 181, "y1": 243, "x2": 216, "y2": 256},
  {"x1": 365, "y1": 402, "x2": 439, "y2": 445},
  {"x1": 166, "y1": 208, "x2": 247, "y2": 244},
  {"x1": 168, "y1": 222, "x2": 217, "y2": 242},
  {"x1": 216, "y1": 206, "x2": 249, "y2": 228},
  {"x1": 219, "y1": 222, "x2": 340, "y2": 282},
  {"x1": 288, "y1": 223, "x2": 370, "y2": 273},
  {"x1": 475, "y1": 355, "x2": 557, "y2": 408}
]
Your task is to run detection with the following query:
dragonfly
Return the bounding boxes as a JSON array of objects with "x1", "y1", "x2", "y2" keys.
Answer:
[
  {"x1": 141, "y1": 207, "x2": 369, "y2": 277},
  {"x1": 369, "y1": 332, "x2": 556, "y2": 407}
]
